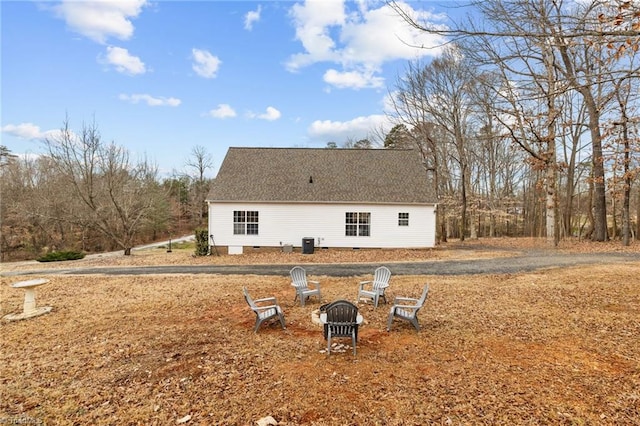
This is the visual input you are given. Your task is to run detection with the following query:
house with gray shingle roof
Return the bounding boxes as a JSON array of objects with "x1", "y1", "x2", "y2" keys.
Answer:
[{"x1": 206, "y1": 147, "x2": 437, "y2": 253}]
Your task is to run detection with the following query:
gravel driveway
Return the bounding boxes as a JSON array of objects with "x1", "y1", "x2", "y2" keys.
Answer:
[{"x1": 4, "y1": 249, "x2": 639, "y2": 277}]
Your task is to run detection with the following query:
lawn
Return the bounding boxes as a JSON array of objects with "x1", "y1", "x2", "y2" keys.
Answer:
[{"x1": 1, "y1": 239, "x2": 639, "y2": 425}]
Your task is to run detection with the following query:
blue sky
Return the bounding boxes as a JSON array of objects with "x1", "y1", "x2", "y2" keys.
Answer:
[{"x1": 1, "y1": 0, "x2": 454, "y2": 177}]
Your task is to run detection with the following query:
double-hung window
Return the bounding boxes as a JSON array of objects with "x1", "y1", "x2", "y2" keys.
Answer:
[
  {"x1": 233, "y1": 210, "x2": 259, "y2": 235},
  {"x1": 345, "y1": 212, "x2": 370, "y2": 237},
  {"x1": 398, "y1": 212, "x2": 409, "y2": 226}
]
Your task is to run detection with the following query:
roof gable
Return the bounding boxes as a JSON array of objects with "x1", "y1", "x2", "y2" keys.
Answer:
[{"x1": 207, "y1": 147, "x2": 436, "y2": 204}]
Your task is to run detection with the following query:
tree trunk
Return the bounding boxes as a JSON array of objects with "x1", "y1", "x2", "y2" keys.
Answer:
[
  {"x1": 617, "y1": 82, "x2": 632, "y2": 246},
  {"x1": 545, "y1": 163, "x2": 558, "y2": 246},
  {"x1": 590, "y1": 122, "x2": 609, "y2": 242},
  {"x1": 556, "y1": 41, "x2": 608, "y2": 241},
  {"x1": 611, "y1": 194, "x2": 618, "y2": 240},
  {"x1": 636, "y1": 190, "x2": 640, "y2": 240},
  {"x1": 437, "y1": 204, "x2": 447, "y2": 243},
  {"x1": 459, "y1": 166, "x2": 467, "y2": 242},
  {"x1": 622, "y1": 184, "x2": 630, "y2": 246},
  {"x1": 584, "y1": 170, "x2": 595, "y2": 240}
]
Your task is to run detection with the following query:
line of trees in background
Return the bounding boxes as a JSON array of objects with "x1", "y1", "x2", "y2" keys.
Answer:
[
  {"x1": 384, "y1": 0, "x2": 640, "y2": 246},
  {"x1": 1, "y1": 0, "x2": 639, "y2": 260},
  {"x1": 0, "y1": 119, "x2": 215, "y2": 261}
]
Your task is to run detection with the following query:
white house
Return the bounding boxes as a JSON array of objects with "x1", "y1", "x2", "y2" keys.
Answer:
[{"x1": 206, "y1": 147, "x2": 437, "y2": 254}]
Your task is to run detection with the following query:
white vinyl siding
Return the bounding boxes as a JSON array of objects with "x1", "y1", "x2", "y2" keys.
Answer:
[{"x1": 209, "y1": 203, "x2": 435, "y2": 248}]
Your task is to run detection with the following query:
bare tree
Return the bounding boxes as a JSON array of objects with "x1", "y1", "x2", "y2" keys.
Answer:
[
  {"x1": 184, "y1": 145, "x2": 214, "y2": 224},
  {"x1": 471, "y1": 71, "x2": 528, "y2": 237},
  {"x1": 341, "y1": 137, "x2": 376, "y2": 149},
  {"x1": 44, "y1": 117, "x2": 166, "y2": 255},
  {"x1": 551, "y1": 0, "x2": 640, "y2": 241},
  {"x1": 426, "y1": 47, "x2": 482, "y2": 240},
  {"x1": 0, "y1": 154, "x2": 85, "y2": 258},
  {"x1": 556, "y1": 90, "x2": 590, "y2": 239},
  {"x1": 389, "y1": 0, "x2": 640, "y2": 243},
  {"x1": 388, "y1": 0, "x2": 640, "y2": 42},
  {"x1": 388, "y1": 61, "x2": 450, "y2": 241},
  {"x1": 611, "y1": 75, "x2": 640, "y2": 245},
  {"x1": 467, "y1": 7, "x2": 566, "y2": 245},
  {"x1": 0, "y1": 156, "x2": 36, "y2": 259}
]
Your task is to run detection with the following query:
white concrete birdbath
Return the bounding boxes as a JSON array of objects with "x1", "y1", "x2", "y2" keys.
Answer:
[{"x1": 3, "y1": 278, "x2": 52, "y2": 321}]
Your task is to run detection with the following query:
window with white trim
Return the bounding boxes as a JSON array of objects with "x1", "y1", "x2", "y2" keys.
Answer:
[
  {"x1": 345, "y1": 212, "x2": 370, "y2": 236},
  {"x1": 233, "y1": 210, "x2": 259, "y2": 235},
  {"x1": 398, "y1": 212, "x2": 409, "y2": 226}
]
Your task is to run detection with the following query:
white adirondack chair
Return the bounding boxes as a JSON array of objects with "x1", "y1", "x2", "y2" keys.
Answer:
[
  {"x1": 290, "y1": 266, "x2": 321, "y2": 306},
  {"x1": 243, "y1": 287, "x2": 286, "y2": 333},
  {"x1": 357, "y1": 266, "x2": 391, "y2": 308},
  {"x1": 386, "y1": 284, "x2": 429, "y2": 331}
]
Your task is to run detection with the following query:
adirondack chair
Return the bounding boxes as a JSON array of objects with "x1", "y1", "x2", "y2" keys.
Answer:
[
  {"x1": 323, "y1": 300, "x2": 359, "y2": 355},
  {"x1": 243, "y1": 287, "x2": 286, "y2": 333},
  {"x1": 290, "y1": 266, "x2": 321, "y2": 306},
  {"x1": 386, "y1": 284, "x2": 429, "y2": 331},
  {"x1": 358, "y1": 266, "x2": 391, "y2": 308}
]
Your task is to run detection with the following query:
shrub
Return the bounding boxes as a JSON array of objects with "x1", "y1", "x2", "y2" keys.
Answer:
[
  {"x1": 194, "y1": 228, "x2": 209, "y2": 256},
  {"x1": 37, "y1": 250, "x2": 86, "y2": 262}
]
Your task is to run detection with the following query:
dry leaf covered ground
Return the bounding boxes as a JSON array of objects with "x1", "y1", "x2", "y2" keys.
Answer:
[{"x1": 1, "y1": 238, "x2": 639, "y2": 425}]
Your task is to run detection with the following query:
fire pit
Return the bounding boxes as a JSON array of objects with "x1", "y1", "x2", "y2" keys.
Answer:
[
  {"x1": 311, "y1": 309, "x2": 323, "y2": 326},
  {"x1": 311, "y1": 304, "x2": 365, "y2": 327}
]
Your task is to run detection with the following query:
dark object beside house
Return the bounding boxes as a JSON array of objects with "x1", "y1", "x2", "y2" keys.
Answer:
[{"x1": 302, "y1": 237, "x2": 314, "y2": 254}]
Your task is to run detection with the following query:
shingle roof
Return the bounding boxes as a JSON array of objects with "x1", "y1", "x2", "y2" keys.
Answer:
[{"x1": 206, "y1": 147, "x2": 436, "y2": 204}]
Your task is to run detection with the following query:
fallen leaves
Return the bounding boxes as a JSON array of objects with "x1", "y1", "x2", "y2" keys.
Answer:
[{"x1": 1, "y1": 239, "x2": 639, "y2": 424}]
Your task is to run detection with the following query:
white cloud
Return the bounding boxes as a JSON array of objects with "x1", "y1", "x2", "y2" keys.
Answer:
[
  {"x1": 287, "y1": 0, "x2": 345, "y2": 71},
  {"x1": 53, "y1": 0, "x2": 147, "y2": 44},
  {"x1": 207, "y1": 104, "x2": 237, "y2": 119},
  {"x1": 308, "y1": 114, "x2": 392, "y2": 141},
  {"x1": 1, "y1": 123, "x2": 66, "y2": 142},
  {"x1": 103, "y1": 46, "x2": 146, "y2": 75},
  {"x1": 119, "y1": 94, "x2": 181, "y2": 107},
  {"x1": 246, "y1": 107, "x2": 282, "y2": 121},
  {"x1": 339, "y1": 3, "x2": 445, "y2": 65},
  {"x1": 323, "y1": 69, "x2": 384, "y2": 89},
  {"x1": 1, "y1": 123, "x2": 44, "y2": 140},
  {"x1": 192, "y1": 48, "x2": 221, "y2": 78},
  {"x1": 257, "y1": 106, "x2": 281, "y2": 121},
  {"x1": 244, "y1": 6, "x2": 261, "y2": 31},
  {"x1": 286, "y1": 0, "x2": 447, "y2": 89}
]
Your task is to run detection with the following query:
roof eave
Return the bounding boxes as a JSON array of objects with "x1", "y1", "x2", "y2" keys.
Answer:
[{"x1": 206, "y1": 200, "x2": 437, "y2": 205}]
